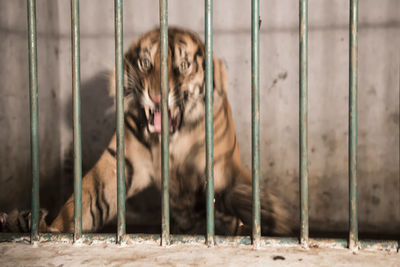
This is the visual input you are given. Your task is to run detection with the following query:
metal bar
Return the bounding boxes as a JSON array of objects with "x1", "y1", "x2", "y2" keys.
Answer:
[
  {"x1": 27, "y1": 0, "x2": 40, "y2": 243},
  {"x1": 71, "y1": 0, "x2": 82, "y2": 242},
  {"x1": 299, "y1": 0, "x2": 309, "y2": 245},
  {"x1": 349, "y1": 0, "x2": 359, "y2": 250},
  {"x1": 251, "y1": 0, "x2": 261, "y2": 247},
  {"x1": 1, "y1": 233, "x2": 397, "y2": 251},
  {"x1": 159, "y1": 0, "x2": 170, "y2": 247},
  {"x1": 205, "y1": 0, "x2": 215, "y2": 247},
  {"x1": 114, "y1": 0, "x2": 126, "y2": 244}
]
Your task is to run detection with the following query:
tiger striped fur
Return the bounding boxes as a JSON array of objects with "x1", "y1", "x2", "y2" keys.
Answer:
[{"x1": 2, "y1": 28, "x2": 293, "y2": 236}]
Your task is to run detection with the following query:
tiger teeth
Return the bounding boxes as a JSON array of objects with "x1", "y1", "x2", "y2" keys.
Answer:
[
  {"x1": 145, "y1": 107, "x2": 156, "y2": 120},
  {"x1": 148, "y1": 124, "x2": 155, "y2": 132},
  {"x1": 170, "y1": 107, "x2": 179, "y2": 119}
]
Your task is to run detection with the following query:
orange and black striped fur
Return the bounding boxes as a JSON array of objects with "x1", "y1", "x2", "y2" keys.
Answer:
[{"x1": 2, "y1": 28, "x2": 292, "y2": 236}]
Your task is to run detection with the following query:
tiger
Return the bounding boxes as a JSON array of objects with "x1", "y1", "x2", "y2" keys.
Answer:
[{"x1": 1, "y1": 27, "x2": 292, "y2": 236}]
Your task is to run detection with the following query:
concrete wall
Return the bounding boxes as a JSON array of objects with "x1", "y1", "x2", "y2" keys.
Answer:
[{"x1": 0, "y1": 0, "x2": 399, "y2": 236}]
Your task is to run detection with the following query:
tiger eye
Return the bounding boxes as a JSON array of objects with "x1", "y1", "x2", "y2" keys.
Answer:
[
  {"x1": 141, "y1": 58, "x2": 151, "y2": 71},
  {"x1": 180, "y1": 61, "x2": 189, "y2": 72}
]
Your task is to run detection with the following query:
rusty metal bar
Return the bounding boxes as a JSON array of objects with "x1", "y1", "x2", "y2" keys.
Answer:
[
  {"x1": 251, "y1": 0, "x2": 261, "y2": 247},
  {"x1": 299, "y1": 0, "x2": 309, "y2": 245},
  {"x1": 205, "y1": 0, "x2": 215, "y2": 247},
  {"x1": 27, "y1": 0, "x2": 40, "y2": 243},
  {"x1": 159, "y1": 0, "x2": 170, "y2": 247},
  {"x1": 71, "y1": 0, "x2": 82, "y2": 242},
  {"x1": 1, "y1": 233, "x2": 398, "y2": 251},
  {"x1": 349, "y1": 0, "x2": 359, "y2": 250},
  {"x1": 114, "y1": 0, "x2": 126, "y2": 244}
]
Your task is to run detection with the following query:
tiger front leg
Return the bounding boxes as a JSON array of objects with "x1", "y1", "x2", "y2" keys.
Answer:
[
  {"x1": 49, "y1": 135, "x2": 153, "y2": 233},
  {"x1": 49, "y1": 150, "x2": 118, "y2": 233}
]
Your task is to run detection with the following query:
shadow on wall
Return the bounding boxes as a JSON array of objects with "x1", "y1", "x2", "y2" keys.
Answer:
[{"x1": 65, "y1": 72, "x2": 115, "y2": 177}]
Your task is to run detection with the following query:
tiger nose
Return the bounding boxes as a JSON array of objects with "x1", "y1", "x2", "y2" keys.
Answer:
[{"x1": 149, "y1": 92, "x2": 161, "y2": 104}]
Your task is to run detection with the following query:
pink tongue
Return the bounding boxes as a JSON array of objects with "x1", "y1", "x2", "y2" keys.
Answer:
[{"x1": 154, "y1": 112, "x2": 162, "y2": 132}]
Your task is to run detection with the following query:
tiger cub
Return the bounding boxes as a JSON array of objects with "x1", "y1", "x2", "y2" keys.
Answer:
[{"x1": 1, "y1": 27, "x2": 292, "y2": 236}]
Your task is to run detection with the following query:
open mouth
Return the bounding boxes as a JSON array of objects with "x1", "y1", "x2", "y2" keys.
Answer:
[{"x1": 144, "y1": 106, "x2": 182, "y2": 134}]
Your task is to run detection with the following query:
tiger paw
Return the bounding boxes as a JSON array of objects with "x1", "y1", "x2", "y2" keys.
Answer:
[
  {"x1": 0, "y1": 212, "x2": 8, "y2": 232},
  {"x1": 0, "y1": 209, "x2": 49, "y2": 233}
]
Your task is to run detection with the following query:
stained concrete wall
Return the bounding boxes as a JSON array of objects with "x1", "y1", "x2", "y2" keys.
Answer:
[{"x1": 0, "y1": 0, "x2": 399, "y2": 236}]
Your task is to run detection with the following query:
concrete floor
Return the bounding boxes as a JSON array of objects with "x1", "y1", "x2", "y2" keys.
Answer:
[{"x1": 1, "y1": 242, "x2": 399, "y2": 267}]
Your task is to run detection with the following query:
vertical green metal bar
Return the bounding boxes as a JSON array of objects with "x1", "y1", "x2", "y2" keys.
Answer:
[
  {"x1": 159, "y1": 0, "x2": 170, "y2": 247},
  {"x1": 114, "y1": 0, "x2": 126, "y2": 244},
  {"x1": 299, "y1": 0, "x2": 309, "y2": 245},
  {"x1": 205, "y1": 0, "x2": 214, "y2": 247},
  {"x1": 71, "y1": 0, "x2": 82, "y2": 242},
  {"x1": 251, "y1": 0, "x2": 261, "y2": 247},
  {"x1": 349, "y1": 0, "x2": 359, "y2": 250},
  {"x1": 27, "y1": 0, "x2": 40, "y2": 243}
]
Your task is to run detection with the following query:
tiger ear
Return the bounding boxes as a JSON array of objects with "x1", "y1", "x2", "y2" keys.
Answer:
[{"x1": 213, "y1": 57, "x2": 228, "y2": 95}]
